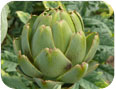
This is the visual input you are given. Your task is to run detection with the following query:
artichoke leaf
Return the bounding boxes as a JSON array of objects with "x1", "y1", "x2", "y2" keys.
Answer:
[
  {"x1": 13, "y1": 37, "x2": 21, "y2": 55},
  {"x1": 27, "y1": 15, "x2": 38, "y2": 41},
  {"x1": 34, "y1": 48, "x2": 72, "y2": 78},
  {"x1": 52, "y1": 20, "x2": 73, "y2": 53},
  {"x1": 84, "y1": 32, "x2": 100, "y2": 62},
  {"x1": 74, "y1": 11, "x2": 84, "y2": 31},
  {"x1": 57, "y1": 62, "x2": 88, "y2": 83},
  {"x1": 38, "y1": 15, "x2": 52, "y2": 28},
  {"x1": 34, "y1": 78, "x2": 63, "y2": 89},
  {"x1": 70, "y1": 11, "x2": 84, "y2": 32},
  {"x1": 21, "y1": 24, "x2": 33, "y2": 61},
  {"x1": 60, "y1": 10, "x2": 75, "y2": 33},
  {"x1": 32, "y1": 13, "x2": 52, "y2": 36},
  {"x1": 85, "y1": 60, "x2": 99, "y2": 76},
  {"x1": 18, "y1": 51, "x2": 42, "y2": 78},
  {"x1": 51, "y1": 9, "x2": 61, "y2": 25},
  {"x1": 32, "y1": 14, "x2": 44, "y2": 36},
  {"x1": 65, "y1": 31, "x2": 86, "y2": 65},
  {"x1": 32, "y1": 25, "x2": 55, "y2": 58}
]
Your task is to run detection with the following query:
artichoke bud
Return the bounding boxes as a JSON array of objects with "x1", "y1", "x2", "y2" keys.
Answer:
[{"x1": 13, "y1": 8, "x2": 100, "y2": 88}]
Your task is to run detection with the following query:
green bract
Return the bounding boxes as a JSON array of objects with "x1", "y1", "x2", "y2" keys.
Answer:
[{"x1": 13, "y1": 8, "x2": 100, "y2": 89}]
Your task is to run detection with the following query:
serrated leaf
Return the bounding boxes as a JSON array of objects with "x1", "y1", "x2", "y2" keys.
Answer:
[
  {"x1": 84, "y1": 17, "x2": 112, "y2": 35},
  {"x1": 75, "y1": 71, "x2": 109, "y2": 89},
  {"x1": 1, "y1": 60, "x2": 17, "y2": 72},
  {"x1": 16, "y1": 11, "x2": 31, "y2": 24},
  {"x1": 1, "y1": 51, "x2": 18, "y2": 72},
  {"x1": 2, "y1": 75, "x2": 28, "y2": 89},
  {"x1": 1, "y1": 69, "x2": 37, "y2": 89},
  {"x1": 84, "y1": 16, "x2": 114, "y2": 46},
  {"x1": 96, "y1": 64, "x2": 114, "y2": 83},
  {"x1": 79, "y1": 78, "x2": 99, "y2": 89},
  {"x1": 1, "y1": 4, "x2": 10, "y2": 43},
  {"x1": 83, "y1": 71, "x2": 109, "y2": 88},
  {"x1": 8, "y1": 1, "x2": 33, "y2": 15},
  {"x1": 100, "y1": 2, "x2": 114, "y2": 17},
  {"x1": 1, "y1": 51, "x2": 18, "y2": 62},
  {"x1": 94, "y1": 45, "x2": 114, "y2": 63}
]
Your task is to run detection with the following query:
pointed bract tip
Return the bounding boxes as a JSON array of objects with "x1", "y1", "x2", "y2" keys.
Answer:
[
  {"x1": 41, "y1": 25, "x2": 46, "y2": 29},
  {"x1": 58, "y1": 6, "x2": 63, "y2": 10},
  {"x1": 48, "y1": 48, "x2": 53, "y2": 53},
  {"x1": 81, "y1": 62, "x2": 88, "y2": 70},
  {"x1": 25, "y1": 23, "x2": 30, "y2": 29},
  {"x1": 78, "y1": 31, "x2": 82, "y2": 35},
  {"x1": 59, "y1": 20, "x2": 64, "y2": 23},
  {"x1": 96, "y1": 64, "x2": 99, "y2": 67},
  {"x1": 30, "y1": 13, "x2": 32, "y2": 18},
  {"x1": 45, "y1": 48, "x2": 53, "y2": 53},
  {"x1": 18, "y1": 50, "x2": 22, "y2": 58},
  {"x1": 69, "y1": 11, "x2": 73, "y2": 14}
]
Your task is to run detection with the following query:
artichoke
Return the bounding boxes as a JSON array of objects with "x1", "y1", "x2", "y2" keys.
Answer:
[{"x1": 13, "y1": 7, "x2": 100, "y2": 89}]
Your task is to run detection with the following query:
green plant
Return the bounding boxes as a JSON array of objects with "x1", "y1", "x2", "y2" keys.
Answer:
[{"x1": 13, "y1": 7, "x2": 100, "y2": 89}]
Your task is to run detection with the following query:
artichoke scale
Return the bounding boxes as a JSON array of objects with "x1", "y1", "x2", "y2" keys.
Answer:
[
  {"x1": 38, "y1": 15, "x2": 52, "y2": 26},
  {"x1": 85, "y1": 60, "x2": 99, "y2": 75},
  {"x1": 27, "y1": 15, "x2": 38, "y2": 41},
  {"x1": 32, "y1": 13, "x2": 52, "y2": 36},
  {"x1": 74, "y1": 11, "x2": 84, "y2": 31},
  {"x1": 70, "y1": 11, "x2": 84, "y2": 32},
  {"x1": 34, "y1": 48, "x2": 72, "y2": 78},
  {"x1": 32, "y1": 25, "x2": 55, "y2": 58},
  {"x1": 34, "y1": 78, "x2": 63, "y2": 89},
  {"x1": 84, "y1": 32, "x2": 100, "y2": 62},
  {"x1": 57, "y1": 62, "x2": 88, "y2": 83},
  {"x1": 60, "y1": 10, "x2": 75, "y2": 33},
  {"x1": 51, "y1": 10, "x2": 61, "y2": 25},
  {"x1": 21, "y1": 24, "x2": 33, "y2": 61},
  {"x1": 32, "y1": 13, "x2": 45, "y2": 36},
  {"x1": 52, "y1": 20, "x2": 73, "y2": 53},
  {"x1": 65, "y1": 31, "x2": 86, "y2": 65},
  {"x1": 18, "y1": 52, "x2": 42, "y2": 78}
]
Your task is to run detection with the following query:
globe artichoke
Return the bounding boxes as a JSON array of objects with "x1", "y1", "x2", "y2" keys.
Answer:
[{"x1": 13, "y1": 7, "x2": 100, "y2": 89}]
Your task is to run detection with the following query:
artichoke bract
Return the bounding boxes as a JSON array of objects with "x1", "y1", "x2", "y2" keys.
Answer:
[{"x1": 13, "y1": 8, "x2": 100, "y2": 89}]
